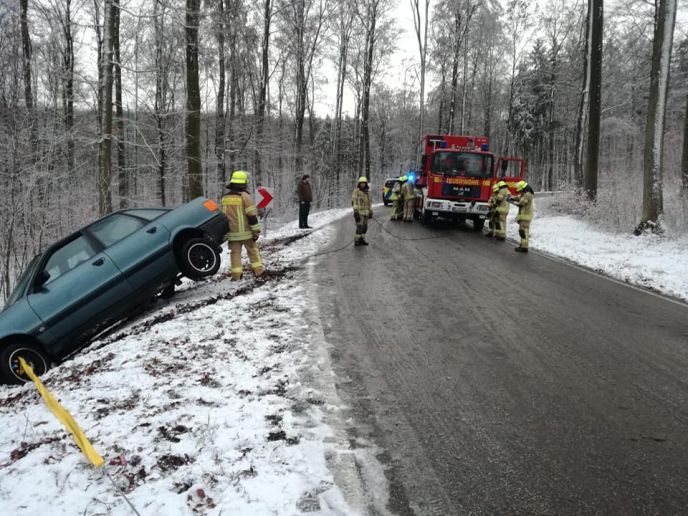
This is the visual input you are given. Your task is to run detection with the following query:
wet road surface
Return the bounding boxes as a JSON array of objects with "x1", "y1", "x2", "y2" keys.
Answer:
[{"x1": 313, "y1": 213, "x2": 688, "y2": 515}]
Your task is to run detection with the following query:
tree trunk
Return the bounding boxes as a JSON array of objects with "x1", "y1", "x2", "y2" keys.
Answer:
[
  {"x1": 215, "y1": 0, "x2": 227, "y2": 187},
  {"x1": 98, "y1": 0, "x2": 115, "y2": 215},
  {"x1": 114, "y1": 0, "x2": 127, "y2": 208},
  {"x1": 154, "y1": 0, "x2": 167, "y2": 205},
  {"x1": 638, "y1": 0, "x2": 677, "y2": 231},
  {"x1": 63, "y1": 0, "x2": 75, "y2": 178},
  {"x1": 584, "y1": 0, "x2": 602, "y2": 202},
  {"x1": 574, "y1": 0, "x2": 591, "y2": 191},
  {"x1": 410, "y1": 0, "x2": 430, "y2": 158},
  {"x1": 682, "y1": 95, "x2": 688, "y2": 192},
  {"x1": 186, "y1": 0, "x2": 203, "y2": 200},
  {"x1": 447, "y1": 6, "x2": 461, "y2": 134},
  {"x1": 254, "y1": 0, "x2": 272, "y2": 186},
  {"x1": 20, "y1": 0, "x2": 37, "y2": 150},
  {"x1": 359, "y1": 0, "x2": 378, "y2": 179}
]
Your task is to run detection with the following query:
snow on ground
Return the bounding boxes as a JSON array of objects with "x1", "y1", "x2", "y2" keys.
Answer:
[
  {"x1": 0, "y1": 208, "x2": 370, "y2": 516},
  {"x1": 506, "y1": 196, "x2": 688, "y2": 303}
]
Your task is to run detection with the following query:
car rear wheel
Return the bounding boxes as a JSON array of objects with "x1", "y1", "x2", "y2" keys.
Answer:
[
  {"x1": 179, "y1": 237, "x2": 221, "y2": 280},
  {"x1": 0, "y1": 342, "x2": 49, "y2": 385}
]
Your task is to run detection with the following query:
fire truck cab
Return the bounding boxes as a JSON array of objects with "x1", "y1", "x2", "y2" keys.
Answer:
[{"x1": 414, "y1": 134, "x2": 525, "y2": 229}]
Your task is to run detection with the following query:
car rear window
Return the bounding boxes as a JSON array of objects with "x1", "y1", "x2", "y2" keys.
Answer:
[{"x1": 89, "y1": 214, "x2": 147, "y2": 247}]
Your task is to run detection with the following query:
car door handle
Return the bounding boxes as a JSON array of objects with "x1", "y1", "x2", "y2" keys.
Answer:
[
  {"x1": 147, "y1": 227, "x2": 157, "y2": 234},
  {"x1": 92, "y1": 258, "x2": 105, "y2": 266}
]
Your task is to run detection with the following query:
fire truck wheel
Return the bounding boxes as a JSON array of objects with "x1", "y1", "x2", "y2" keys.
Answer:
[
  {"x1": 421, "y1": 210, "x2": 432, "y2": 225},
  {"x1": 473, "y1": 219, "x2": 485, "y2": 231}
]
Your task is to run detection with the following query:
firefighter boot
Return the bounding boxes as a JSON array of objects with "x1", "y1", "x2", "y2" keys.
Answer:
[{"x1": 515, "y1": 247, "x2": 528, "y2": 253}]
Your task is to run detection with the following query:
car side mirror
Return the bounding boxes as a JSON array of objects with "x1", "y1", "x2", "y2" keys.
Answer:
[{"x1": 34, "y1": 270, "x2": 51, "y2": 290}]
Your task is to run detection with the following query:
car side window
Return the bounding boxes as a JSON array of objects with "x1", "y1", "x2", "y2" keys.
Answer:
[
  {"x1": 43, "y1": 236, "x2": 97, "y2": 284},
  {"x1": 89, "y1": 214, "x2": 147, "y2": 247}
]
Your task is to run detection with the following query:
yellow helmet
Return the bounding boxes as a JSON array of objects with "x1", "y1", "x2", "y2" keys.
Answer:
[
  {"x1": 229, "y1": 170, "x2": 249, "y2": 185},
  {"x1": 497, "y1": 180, "x2": 508, "y2": 188},
  {"x1": 358, "y1": 176, "x2": 368, "y2": 183},
  {"x1": 400, "y1": 175, "x2": 407, "y2": 182},
  {"x1": 492, "y1": 184, "x2": 500, "y2": 192},
  {"x1": 515, "y1": 180, "x2": 528, "y2": 192}
]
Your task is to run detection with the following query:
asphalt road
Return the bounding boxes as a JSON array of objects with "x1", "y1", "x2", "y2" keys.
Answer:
[{"x1": 313, "y1": 212, "x2": 688, "y2": 515}]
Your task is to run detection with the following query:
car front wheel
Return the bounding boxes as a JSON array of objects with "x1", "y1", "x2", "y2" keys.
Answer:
[
  {"x1": 0, "y1": 342, "x2": 49, "y2": 385},
  {"x1": 179, "y1": 237, "x2": 221, "y2": 280}
]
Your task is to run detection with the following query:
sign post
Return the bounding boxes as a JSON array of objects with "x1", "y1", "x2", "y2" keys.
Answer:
[{"x1": 256, "y1": 186, "x2": 274, "y2": 237}]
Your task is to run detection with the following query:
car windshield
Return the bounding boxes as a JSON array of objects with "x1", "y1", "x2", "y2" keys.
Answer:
[
  {"x1": 124, "y1": 209, "x2": 168, "y2": 221},
  {"x1": 431, "y1": 151, "x2": 493, "y2": 179},
  {"x1": 385, "y1": 180, "x2": 398, "y2": 188},
  {"x1": 4, "y1": 255, "x2": 40, "y2": 309}
]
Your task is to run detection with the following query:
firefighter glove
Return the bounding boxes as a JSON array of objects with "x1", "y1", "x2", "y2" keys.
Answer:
[{"x1": 252, "y1": 233, "x2": 260, "y2": 241}]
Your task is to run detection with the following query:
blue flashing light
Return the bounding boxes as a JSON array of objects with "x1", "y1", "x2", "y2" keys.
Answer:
[
  {"x1": 407, "y1": 172, "x2": 416, "y2": 182},
  {"x1": 481, "y1": 143, "x2": 489, "y2": 151},
  {"x1": 439, "y1": 140, "x2": 448, "y2": 148}
]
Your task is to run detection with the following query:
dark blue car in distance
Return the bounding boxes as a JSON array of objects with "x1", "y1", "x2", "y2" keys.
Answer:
[{"x1": 0, "y1": 197, "x2": 228, "y2": 384}]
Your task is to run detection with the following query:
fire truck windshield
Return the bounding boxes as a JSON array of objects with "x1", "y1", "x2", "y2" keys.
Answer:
[{"x1": 430, "y1": 151, "x2": 493, "y2": 179}]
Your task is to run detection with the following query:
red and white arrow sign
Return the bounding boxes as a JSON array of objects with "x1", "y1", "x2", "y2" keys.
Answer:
[{"x1": 256, "y1": 186, "x2": 274, "y2": 209}]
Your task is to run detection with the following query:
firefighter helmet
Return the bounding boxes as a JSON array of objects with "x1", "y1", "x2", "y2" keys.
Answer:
[
  {"x1": 358, "y1": 176, "x2": 368, "y2": 184},
  {"x1": 400, "y1": 175, "x2": 407, "y2": 182},
  {"x1": 229, "y1": 170, "x2": 249, "y2": 185},
  {"x1": 515, "y1": 180, "x2": 528, "y2": 192},
  {"x1": 498, "y1": 180, "x2": 508, "y2": 188},
  {"x1": 492, "y1": 184, "x2": 500, "y2": 193}
]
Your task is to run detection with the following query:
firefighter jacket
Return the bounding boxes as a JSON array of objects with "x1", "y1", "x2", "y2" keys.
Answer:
[
  {"x1": 487, "y1": 192, "x2": 498, "y2": 211},
  {"x1": 495, "y1": 187, "x2": 511, "y2": 214},
  {"x1": 401, "y1": 182, "x2": 415, "y2": 202},
  {"x1": 221, "y1": 190, "x2": 261, "y2": 241},
  {"x1": 352, "y1": 187, "x2": 372, "y2": 217},
  {"x1": 513, "y1": 191, "x2": 534, "y2": 222}
]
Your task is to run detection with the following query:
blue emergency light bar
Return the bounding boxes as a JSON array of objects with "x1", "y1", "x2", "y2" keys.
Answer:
[{"x1": 481, "y1": 143, "x2": 489, "y2": 151}]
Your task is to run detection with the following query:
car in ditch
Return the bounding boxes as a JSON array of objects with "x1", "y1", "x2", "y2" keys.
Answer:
[{"x1": 0, "y1": 197, "x2": 228, "y2": 384}]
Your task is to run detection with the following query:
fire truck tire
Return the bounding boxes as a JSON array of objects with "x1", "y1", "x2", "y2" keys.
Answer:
[
  {"x1": 473, "y1": 219, "x2": 485, "y2": 231},
  {"x1": 421, "y1": 209, "x2": 432, "y2": 225}
]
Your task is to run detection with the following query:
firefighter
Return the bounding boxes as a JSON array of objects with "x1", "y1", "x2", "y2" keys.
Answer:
[
  {"x1": 391, "y1": 176, "x2": 405, "y2": 221},
  {"x1": 485, "y1": 184, "x2": 500, "y2": 237},
  {"x1": 402, "y1": 175, "x2": 415, "y2": 222},
  {"x1": 494, "y1": 180, "x2": 511, "y2": 241},
  {"x1": 221, "y1": 170, "x2": 265, "y2": 279},
  {"x1": 352, "y1": 176, "x2": 373, "y2": 246},
  {"x1": 508, "y1": 180, "x2": 534, "y2": 253}
]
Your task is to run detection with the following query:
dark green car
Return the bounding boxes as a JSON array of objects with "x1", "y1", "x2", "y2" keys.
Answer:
[{"x1": 0, "y1": 197, "x2": 228, "y2": 384}]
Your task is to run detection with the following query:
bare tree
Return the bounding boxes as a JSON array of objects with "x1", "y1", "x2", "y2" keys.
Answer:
[
  {"x1": 583, "y1": 0, "x2": 601, "y2": 201},
  {"x1": 254, "y1": 0, "x2": 273, "y2": 186},
  {"x1": 410, "y1": 0, "x2": 430, "y2": 156},
  {"x1": 98, "y1": 0, "x2": 115, "y2": 215},
  {"x1": 20, "y1": 0, "x2": 37, "y2": 150},
  {"x1": 638, "y1": 0, "x2": 677, "y2": 232},
  {"x1": 215, "y1": 0, "x2": 227, "y2": 186},
  {"x1": 186, "y1": 0, "x2": 203, "y2": 199}
]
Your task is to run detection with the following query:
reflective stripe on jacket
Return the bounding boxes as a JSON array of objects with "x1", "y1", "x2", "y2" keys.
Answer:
[
  {"x1": 221, "y1": 191, "x2": 261, "y2": 241},
  {"x1": 352, "y1": 188, "x2": 372, "y2": 216}
]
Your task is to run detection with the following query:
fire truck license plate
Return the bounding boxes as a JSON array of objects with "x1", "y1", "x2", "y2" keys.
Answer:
[{"x1": 452, "y1": 205, "x2": 467, "y2": 213}]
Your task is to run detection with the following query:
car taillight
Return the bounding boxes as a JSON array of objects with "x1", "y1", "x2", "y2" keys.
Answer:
[{"x1": 203, "y1": 200, "x2": 219, "y2": 212}]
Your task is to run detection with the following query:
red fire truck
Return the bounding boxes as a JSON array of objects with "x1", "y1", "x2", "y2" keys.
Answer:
[{"x1": 414, "y1": 134, "x2": 525, "y2": 229}]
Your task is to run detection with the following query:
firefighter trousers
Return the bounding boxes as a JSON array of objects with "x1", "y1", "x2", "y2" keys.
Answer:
[
  {"x1": 496, "y1": 212, "x2": 507, "y2": 239},
  {"x1": 355, "y1": 216, "x2": 369, "y2": 242},
  {"x1": 403, "y1": 200, "x2": 415, "y2": 221},
  {"x1": 391, "y1": 200, "x2": 404, "y2": 220},
  {"x1": 517, "y1": 220, "x2": 530, "y2": 249},
  {"x1": 228, "y1": 239, "x2": 265, "y2": 279}
]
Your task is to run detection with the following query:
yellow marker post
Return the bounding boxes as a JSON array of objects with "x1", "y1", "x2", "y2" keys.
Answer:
[{"x1": 18, "y1": 357, "x2": 104, "y2": 468}]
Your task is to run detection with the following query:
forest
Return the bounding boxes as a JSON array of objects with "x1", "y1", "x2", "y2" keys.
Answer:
[{"x1": 0, "y1": 0, "x2": 687, "y2": 300}]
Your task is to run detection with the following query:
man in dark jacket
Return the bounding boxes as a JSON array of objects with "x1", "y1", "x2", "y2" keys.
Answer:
[{"x1": 297, "y1": 174, "x2": 313, "y2": 229}]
